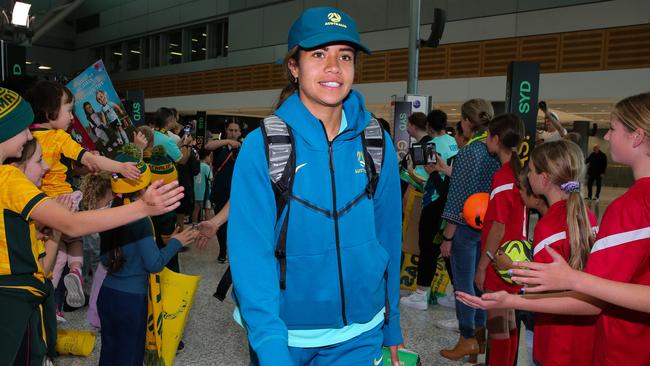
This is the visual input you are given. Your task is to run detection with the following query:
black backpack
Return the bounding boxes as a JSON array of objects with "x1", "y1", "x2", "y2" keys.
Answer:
[{"x1": 214, "y1": 115, "x2": 385, "y2": 301}]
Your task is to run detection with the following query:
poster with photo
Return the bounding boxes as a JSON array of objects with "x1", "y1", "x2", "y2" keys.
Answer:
[{"x1": 66, "y1": 60, "x2": 135, "y2": 157}]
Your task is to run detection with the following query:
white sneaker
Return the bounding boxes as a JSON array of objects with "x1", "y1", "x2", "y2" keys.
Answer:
[
  {"x1": 400, "y1": 290, "x2": 429, "y2": 310},
  {"x1": 435, "y1": 317, "x2": 459, "y2": 332},
  {"x1": 437, "y1": 294, "x2": 456, "y2": 309}
]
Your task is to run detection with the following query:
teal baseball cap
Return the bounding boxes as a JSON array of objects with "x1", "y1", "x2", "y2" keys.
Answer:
[{"x1": 288, "y1": 7, "x2": 370, "y2": 54}]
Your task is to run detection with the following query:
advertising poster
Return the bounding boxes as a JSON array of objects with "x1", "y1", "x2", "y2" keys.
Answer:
[{"x1": 66, "y1": 60, "x2": 135, "y2": 156}]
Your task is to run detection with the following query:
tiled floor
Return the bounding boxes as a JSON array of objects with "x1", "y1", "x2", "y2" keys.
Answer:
[{"x1": 56, "y1": 186, "x2": 627, "y2": 365}]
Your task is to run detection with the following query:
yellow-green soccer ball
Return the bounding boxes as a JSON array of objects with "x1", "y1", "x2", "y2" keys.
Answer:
[{"x1": 498, "y1": 240, "x2": 533, "y2": 284}]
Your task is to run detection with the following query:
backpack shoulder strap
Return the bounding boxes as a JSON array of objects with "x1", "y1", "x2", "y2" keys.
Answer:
[
  {"x1": 261, "y1": 115, "x2": 295, "y2": 290},
  {"x1": 361, "y1": 118, "x2": 385, "y2": 198},
  {"x1": 260, "y1": 115, "x2": 295, "y2": 214}
]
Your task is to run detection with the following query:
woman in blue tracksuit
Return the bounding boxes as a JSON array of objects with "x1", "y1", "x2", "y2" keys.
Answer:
[{"x1": 227, "y1": 7, "x2": 403, "y2": 366}]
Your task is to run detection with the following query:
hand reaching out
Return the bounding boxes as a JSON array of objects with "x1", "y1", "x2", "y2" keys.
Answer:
[
  {"x1": 172, "y1": 226, "x2": 199, "y2": 247},
  {"x1": 455, "y1": 290, "x2": 515, "y2": 310},
  {"x1": 141, "y1": 180, "x2": 184, "y2": 216},
  {"x1": 509, "y1": 246, "x2": 576, "y2": 293},
  {"x1": 196, "y1": 219, "x2": 219, "y2": 248}
]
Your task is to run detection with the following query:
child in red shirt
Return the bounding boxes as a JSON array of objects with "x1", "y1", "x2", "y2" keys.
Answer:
[
  {"x1": 475, "y1": 113, "x2": 526, "y2": 366},
  {"x1": 528, "y1": 140, "x2": 599, "y2": 366}
]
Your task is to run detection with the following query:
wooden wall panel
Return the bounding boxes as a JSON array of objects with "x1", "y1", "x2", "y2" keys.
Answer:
[
  {"x1": 519, "y1": 34, "x2": 560, "y2": 73},
  {"x1": 448, "y1": 42, "x2": 480, "y2": 78},
  {"x1": 560, "y1": 30, "x2": 604, "y2": 71},
  {"x1": 358, "y1": 53, "x2": 388, "y2": 83},
  {"x1": 270, "y1": 64, "x2": 287, "y2": 89},
  {"x1": 482, "y1": 38, "x2": 518, "y2": 76},
  {"x1": 606, "y1": 24, "x2": 650, "y2": 69},
  {"x1": 114, "y1": 24, "x2": 650, "y2": 99},
  {"x1": 419, "y1": 47, "x2": 447, "y2": 79},
  {"x1": 386, "y1": 49, "x2": 409, "y2": 81}
]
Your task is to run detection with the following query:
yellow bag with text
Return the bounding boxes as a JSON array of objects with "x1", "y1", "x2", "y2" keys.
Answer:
[
  {"x1": 400, "y1": 252, "x2": 450, "y2": 296},
  {"x1": 145, "y1": 267, "x2": 201, "y2": 366}
]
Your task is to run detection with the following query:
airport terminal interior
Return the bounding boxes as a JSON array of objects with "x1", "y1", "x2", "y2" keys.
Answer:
[{"x1": 0, "y1": 0, "x2": 648, "y2": 365}]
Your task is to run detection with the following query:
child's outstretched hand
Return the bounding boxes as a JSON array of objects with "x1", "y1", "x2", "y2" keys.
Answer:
[
  {"x1": 141, "y1": 180, "x2": 184, "y2": 216},
  {"x1": 120, "y1": 162, "x2": 142, "y2": 180},
  {"x1": 510, "y1": 246, "x2": 575, "y2": 293},
  {"x1": 172, "y1": 226, "x2": 199, "y2": 247},
  {"x1": 455, "y1": 290, "x2": 514, "y2": 310}
]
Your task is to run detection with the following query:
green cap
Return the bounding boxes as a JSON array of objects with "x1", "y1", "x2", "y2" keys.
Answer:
[
  {"x1": 111, "y1": 143, "x2": 151, "y2": 194},
  {"x1": 146, "y1": 145, "x2": 178, "y2": 185},
  {"x1": 288, "y1": 7, "x2": 370, "y2": 54},
  {"x1": 0, "y1": 87, "x2": 34, "y2": 143}
]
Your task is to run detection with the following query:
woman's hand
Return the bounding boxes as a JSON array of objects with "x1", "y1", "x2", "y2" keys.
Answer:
[
  {"x1": 389, "y1": 344, "x2": 405, "y2": 366},
  {"x1": 172, "y1": 226, "x2": 199, "y2": 247},
  {"x1": 455, "y1": 290, "x2": 515, "y2": 310},
  {"x1": 140, "y1": 180, "x2": 184, "y2": 216},
  {"x1": 510, "y1": 246, "x2": 576, "y2": 293},
  {"x1": 196, "y1": 219, "x2": 219, "y2": 248}
]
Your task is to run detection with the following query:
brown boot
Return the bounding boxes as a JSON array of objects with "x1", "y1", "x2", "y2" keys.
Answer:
[
  {"x1": 439, "y1": 335, "x2": 479, "y2": 362},
  {"x1": 475, "y1": 326, "x2": 487, "y2": 354}
]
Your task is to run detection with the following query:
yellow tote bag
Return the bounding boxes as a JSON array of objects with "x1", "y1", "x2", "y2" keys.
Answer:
[
  {"x1": 160, "y1": 268, "x2": 201, "y2": 365},
  {"x1": 145, "y1": 268, "x2": 201, "y2": 366}
]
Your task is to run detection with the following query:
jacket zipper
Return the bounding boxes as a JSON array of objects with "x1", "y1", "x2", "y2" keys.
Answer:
[{"x1": 321, "y1": 122, "x2": 348, "y2": 325}]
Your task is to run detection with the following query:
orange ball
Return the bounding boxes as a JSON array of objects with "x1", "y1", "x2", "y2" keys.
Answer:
[{"x1": 463, "y1": 192, "x2": 490, "y2": 229}]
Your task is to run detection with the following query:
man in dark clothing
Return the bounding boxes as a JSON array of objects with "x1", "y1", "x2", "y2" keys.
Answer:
[
  {"x1": 585, "y1": 144, "x2": 607, "y2": 201},
  {"x1": 175, "y1": 137, "x2": 200, "y2": 228},
  {"x1": 209, "y1": 120, "x2": 242, "y2": 262}
]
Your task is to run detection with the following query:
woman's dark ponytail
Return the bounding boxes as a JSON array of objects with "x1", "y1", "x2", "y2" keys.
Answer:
[
  {"x1": 275, "y1": 46, "x2": 300, "y2": 109},
  {"x1": 488, "y1": 113, "x2": 525, "y2": 177}
]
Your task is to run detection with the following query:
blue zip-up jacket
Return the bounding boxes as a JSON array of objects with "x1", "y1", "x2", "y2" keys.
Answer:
[{"x1": 228, "y1": 90, "x2": 403, "y2": 364}]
